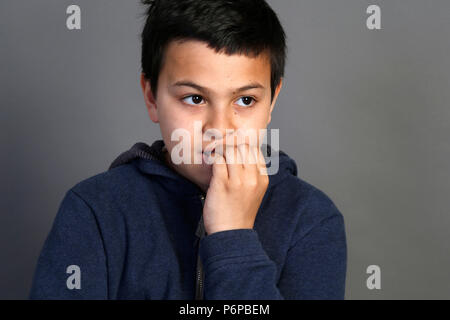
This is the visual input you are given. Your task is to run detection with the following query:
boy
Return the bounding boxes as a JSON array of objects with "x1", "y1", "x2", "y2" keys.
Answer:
[{"x1": 30, "y1": 0, "x2": 347, "y2": 299}]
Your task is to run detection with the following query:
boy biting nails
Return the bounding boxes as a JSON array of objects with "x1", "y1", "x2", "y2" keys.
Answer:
[{"x1": 30, "y1": 0, "x2": 347, "y2": 300}]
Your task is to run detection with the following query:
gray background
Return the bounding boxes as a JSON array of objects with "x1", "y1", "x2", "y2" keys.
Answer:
[{"x1": 1, "y1": 0, "x2": 449, "y2": 299}]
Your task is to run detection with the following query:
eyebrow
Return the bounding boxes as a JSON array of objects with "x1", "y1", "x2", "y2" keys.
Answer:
[{"x1": 170, "y1": 80, "x2": 265, "y2": 94}]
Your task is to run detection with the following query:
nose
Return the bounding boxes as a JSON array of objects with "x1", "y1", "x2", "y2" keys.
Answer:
[{"x1": 202, "y1": 105, "x2": 236, "y2": 143}]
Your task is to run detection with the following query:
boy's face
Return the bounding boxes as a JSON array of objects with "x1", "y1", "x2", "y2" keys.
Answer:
[{"x1": 141, "y1": 39, "x2": 282, "y2": 192}]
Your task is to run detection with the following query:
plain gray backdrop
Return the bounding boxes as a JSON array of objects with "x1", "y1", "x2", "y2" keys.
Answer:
[{"x1": 1, "y1": 0, "x2": 449, "y2": 299}]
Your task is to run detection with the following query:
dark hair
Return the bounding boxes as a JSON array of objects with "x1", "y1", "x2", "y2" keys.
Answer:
[{"x1": 140, "y1": 0, "x2": 287, "y2": 102}]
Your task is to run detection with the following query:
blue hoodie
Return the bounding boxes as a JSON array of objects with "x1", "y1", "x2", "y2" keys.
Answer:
[{"x1": 29, "y1": 140, "x2": 347, "y2": 299}]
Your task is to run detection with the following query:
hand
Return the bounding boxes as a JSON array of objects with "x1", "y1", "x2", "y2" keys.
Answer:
[{"x1": 202, "y1": 138, "x2": 269, "y2": 235}]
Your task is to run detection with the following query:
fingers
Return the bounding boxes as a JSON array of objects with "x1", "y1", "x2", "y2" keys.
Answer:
[
  {"x1": 209, "y1": 131, "x2": 268, "y2": 182},
  {"x1": 254, "y1": 145, "x2": 268, "y2": 176},
  {"x1": 211, "y1": 152, "x2": 228, "y2": 181},
  {"x1": 239, "y1": 144, "x2": 268, "y2": 177},
  {"x1": 209, "y1": 141, "x2": 243, "y2": 182},
  {"x1": 223, "y1": 142, "x2": 242, "y2": 181}
]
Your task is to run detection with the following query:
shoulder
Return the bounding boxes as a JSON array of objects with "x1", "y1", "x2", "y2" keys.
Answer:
[
  {"x1": 69, "y1": 162, "x2": 143, "y2": 202},
  {"x1": 271, "y1": 174, "x2": 345, "y2": 241},
  {"x1": 271, "y1": 173, "x2": 340, "y2": 213},
  {"x1": 56, "y1": 162, "x2": 152, "y2": 228}
]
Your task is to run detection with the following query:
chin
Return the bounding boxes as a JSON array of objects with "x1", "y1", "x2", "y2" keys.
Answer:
[{"x1": 190, "y1": 164, "x2": 212, "y2": 191}]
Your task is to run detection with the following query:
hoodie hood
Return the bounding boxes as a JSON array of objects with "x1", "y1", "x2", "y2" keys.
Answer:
[{"x1": 109, "y1": 139, "x2": 298, "y2": 191}]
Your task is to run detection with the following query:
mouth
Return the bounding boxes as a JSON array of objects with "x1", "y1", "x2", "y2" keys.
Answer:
[
  {"x1": 202, "y1": 146, "x2": 216, "y2": 155},
  {"x1": 201, "y1": 146, "x2": 216, "y2": 166}
]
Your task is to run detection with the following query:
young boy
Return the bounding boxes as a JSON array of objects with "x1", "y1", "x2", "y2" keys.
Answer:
[{"x1": 30, "y1": 0, "x2": 347, "y2": 299}]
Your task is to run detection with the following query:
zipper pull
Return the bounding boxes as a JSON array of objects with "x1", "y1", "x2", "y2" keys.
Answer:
[
  {"x1": 196, "y1": 193, "x2": 206, "y2": 238},
  {"x1": 195, "y1": 215, "x2": 206, "y2": 238},
  {"x1": 199, "y1": 193, "x2": 206, "y2": 210},
  {"x1": 195, "y1": 194, "x2": 206, "y2": 300},
  {"x1": 193, "y1": 193, "x2": 207, "y2": 248}
]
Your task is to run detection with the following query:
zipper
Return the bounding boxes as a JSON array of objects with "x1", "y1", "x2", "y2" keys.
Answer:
[{"x1": 195, "y1": 193, "x2": 206, "y2": 300}]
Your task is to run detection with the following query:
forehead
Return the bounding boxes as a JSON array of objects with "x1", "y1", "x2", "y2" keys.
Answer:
[{"x1": 160, "y1": 39, "x2": 271, "y2": 87}]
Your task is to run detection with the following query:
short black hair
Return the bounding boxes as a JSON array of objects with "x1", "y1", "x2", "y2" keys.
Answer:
[{"x1": 140, "y1": 0, "x2": 287, "y2": 102}]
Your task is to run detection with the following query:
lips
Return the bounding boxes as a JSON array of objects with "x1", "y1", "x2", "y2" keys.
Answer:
[
  {"x1": 202, "y1": 151, "x2": 213, "y2": 161},
  {"x1": 202, "y1": 146, "x2": 215, "y2": 156},
  {"x1": 201, "y1": 145, "x2": 217, "y2": 166}
]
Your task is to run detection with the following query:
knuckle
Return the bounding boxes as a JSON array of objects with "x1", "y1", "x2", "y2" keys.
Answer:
[
  {"x1": 232, "y1": 179, "x2": 243, "y2": 188},
  {"x1": 247, "y1": 179, "x2": 258, "y2": 188}
]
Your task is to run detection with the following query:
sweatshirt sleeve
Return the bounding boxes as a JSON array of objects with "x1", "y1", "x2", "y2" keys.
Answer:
[
  {"x1": 29, "y1": 189, "x2": 108, "y2": 299},
  {"x1": 198, "y1": 190, "x2": 347, "y2": 300}
]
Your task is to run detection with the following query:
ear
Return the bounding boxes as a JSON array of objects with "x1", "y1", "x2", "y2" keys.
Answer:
[
  {"x1": 267, "y1": 77, "x2": 283, "y2": 125},
  {"x1": 140, "y1": 73, "x2": 159, "y2": 123}
]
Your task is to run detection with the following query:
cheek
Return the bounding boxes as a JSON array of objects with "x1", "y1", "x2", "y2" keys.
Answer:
[
  {"x1": 159, "y1": 110, "x2": 200, "y2": 150},
  {"x1": 157, "y1": 98, "x2": 187, "y2": 132},
  {"x1": 241, "y1": 107, "x2": 270, "y2": 129}
]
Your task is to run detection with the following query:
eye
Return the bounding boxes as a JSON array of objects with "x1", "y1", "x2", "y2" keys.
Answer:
[
  {"x1": 236, "y1": 96, "x2": 256, "y2": 107},
  {"x1": 182, "y1": 95, "x2": 205, "y2": 105}
]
